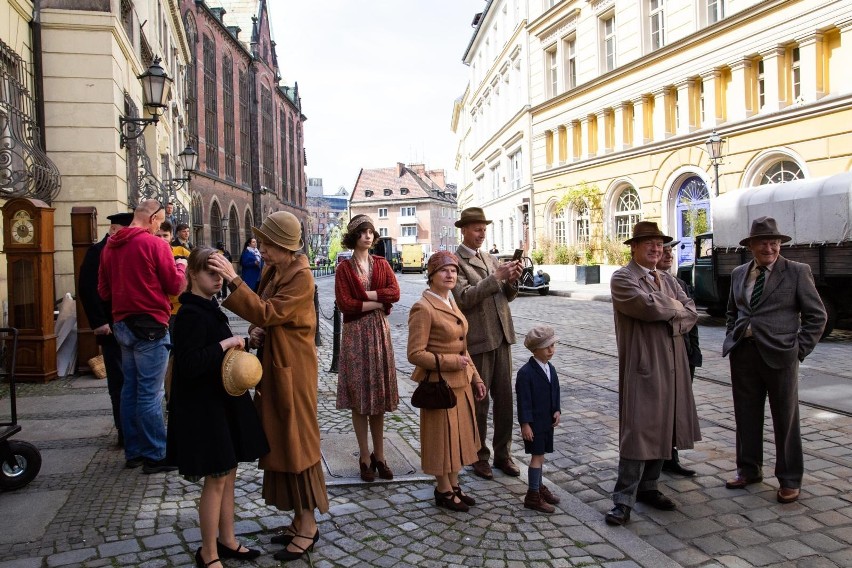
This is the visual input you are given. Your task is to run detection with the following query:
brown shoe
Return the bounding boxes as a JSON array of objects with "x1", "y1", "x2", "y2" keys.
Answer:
[
  {"x1": 359, "y1": 460, "x2": 375, "y2": 482},
  {"x1": 370, "y1": 453, "x2": 393, "y2": 480},
  {"x1": 539, "y1": 484, "x2": 561, "y2": 505},
  {"x1": 524, "y1": 489, "x2": 555, "y2": 513},
  {"x1": 777, "y1": 487, "x2": 800, "y2": 503},
  {"x1": 725, "y1": 475, "x2": 763, "y2": 489},
  {"x1": 493, "y1": 458, "x2": 520, "y2": 477},
  {"x1": 471, "y1": 459, "x2": 493, "y2": 480}
]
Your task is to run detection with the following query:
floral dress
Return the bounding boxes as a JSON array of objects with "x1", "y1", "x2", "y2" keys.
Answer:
[{"x1": 336, "y1": 257, "x2": 399, "y2": 414}]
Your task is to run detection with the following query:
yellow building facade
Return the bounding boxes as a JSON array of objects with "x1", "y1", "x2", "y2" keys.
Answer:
[{"x1": 527, "y1": 0, "x2": 852, "y2": 265}]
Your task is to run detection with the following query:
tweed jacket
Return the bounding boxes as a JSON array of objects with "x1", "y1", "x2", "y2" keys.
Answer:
[
  {"x1": 723, "y1": 256, "x2": 826, "y2": 369},
  {"x1": 611, "y1": 260, "x2": 701, "y2": 460},
  {"x1": 407, "y1": 291, "x2": 481, "y2": 389},
  {"x1": 223, "y1": 255, "x2": 320, "y2": 474},
  {"x1": 451, "y1": 247, "x2": 518, "y2": 355}
]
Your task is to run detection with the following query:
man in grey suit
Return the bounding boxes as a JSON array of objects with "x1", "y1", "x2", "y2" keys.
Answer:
[
  {"x1": 722, "y1": 216, "x2": 826, "y2": 504},
  {"x1": 452, "y1": 207, "x2": 522, "y2": 479}
]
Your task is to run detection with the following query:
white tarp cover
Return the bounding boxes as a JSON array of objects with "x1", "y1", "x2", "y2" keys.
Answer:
[{"x1": 711, "y1": 172, "x2": 852, "y2": 248}]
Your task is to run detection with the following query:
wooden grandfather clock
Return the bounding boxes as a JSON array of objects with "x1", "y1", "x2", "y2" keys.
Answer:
[{"x1": 2, "y1": 198, "x2": 58, "y2": 382}]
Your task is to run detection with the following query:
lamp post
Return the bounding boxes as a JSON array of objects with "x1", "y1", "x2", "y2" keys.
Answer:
[
  {"x1": 705, "y1": 130, "x2": 723, "y2": 198},
  {"x1": 119, "y1": 57, "x2": 173, "y2": 148}
]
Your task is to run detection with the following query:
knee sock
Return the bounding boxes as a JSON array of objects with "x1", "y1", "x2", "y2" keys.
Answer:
[{"x1": 528, "y1": 467, "x2": 542, "y2": 491}]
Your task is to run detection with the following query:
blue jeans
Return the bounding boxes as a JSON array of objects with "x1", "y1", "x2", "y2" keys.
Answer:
[{"x1": 113, "y1": 321, "x2": 170, "y2": 461}]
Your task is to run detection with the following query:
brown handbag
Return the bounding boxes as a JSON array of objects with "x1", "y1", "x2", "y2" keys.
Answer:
[{"x1": 411, "y1": 353, "x2": 457, "y2": 409}]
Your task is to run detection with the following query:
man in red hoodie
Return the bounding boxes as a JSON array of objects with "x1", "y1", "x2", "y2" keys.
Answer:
[{"x1": 98, "y1": 199, "x2": 187, "y2": 473}]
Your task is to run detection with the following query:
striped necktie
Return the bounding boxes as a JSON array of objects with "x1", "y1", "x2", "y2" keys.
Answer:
[
  {"x1": 649, "y1": 270, "x2": 660, "y2": 289},
  {"x1": 750, "y1": 266, "x2": 767, "y2": 308}
]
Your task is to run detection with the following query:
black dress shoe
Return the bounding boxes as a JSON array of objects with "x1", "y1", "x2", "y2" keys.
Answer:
[
  {"x1": 636, "y1": 490, "x2": 677, "y2": 510},
  {"x1": 273, "y1": 534, "x2": 315, "y2": 562},
  {"x1": 216, "y1": 540, "x2": 261, "y2": 560},
  {"x1": 142, "y1": 457, "x2": 177, "y2": 474},
  {"x1": 605, "y1": 504, "x2": 631, "y2": 526},
  {"x1": 194, "y1": 548, "x2": 221, "y2": 567},
  {"x1": 662, "y1": 459, "x2": 696, "y2": 477},
  {"x1": 124, "y1": 457, "x2": 144, "y2": 469}
]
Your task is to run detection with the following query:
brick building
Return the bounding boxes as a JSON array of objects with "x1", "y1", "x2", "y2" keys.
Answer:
[
  {"x1": 181, "y1": 0, "x2": 307, "y2": 257},
  {"x1": 350, "y1": 163, "x2": 457, "y2": 255}
]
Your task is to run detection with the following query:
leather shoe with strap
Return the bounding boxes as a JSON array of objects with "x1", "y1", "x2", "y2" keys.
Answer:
[
  {"x1": 493, "y1": 457, "x2": 520, "y2": 477},
  {"x1": 777, "y1": 487, "x2": 800, "y2": 503},
  {"x1": 636, "y1": 490, "x2": 676, "y2": 511},
  {"x1": 471, "y1": 459, "x2": 493, "y2": 480},
  {"x1": 604, "y1": 504, "x2": 631, "y2": 526},
  {"x1": 725, "y1": 475, "x2": 763, "y2": 489}
]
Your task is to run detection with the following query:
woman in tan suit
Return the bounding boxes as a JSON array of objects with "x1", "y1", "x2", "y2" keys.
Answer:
[
  {"x1": 407, "y1": 251, "x2": 487, "y2": 512},
  {"x1": 210, "y1": 211, "x2": 328, "y2": 562}
]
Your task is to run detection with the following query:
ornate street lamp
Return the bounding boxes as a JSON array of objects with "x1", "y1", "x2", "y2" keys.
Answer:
[
  {"x1": 705, "y1": 130, "x2": 723, "y2": 197},
  {"x1": 164, "y1": 145, "x2": 198, "y2": 190},
  {"x1": 119, "y1": 57, "x2": 173, "y2": 148}
]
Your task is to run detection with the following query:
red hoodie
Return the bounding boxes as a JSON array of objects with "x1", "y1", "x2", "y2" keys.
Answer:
[{"x1": 98, "y1": 226, "x2": 187, "y2": 327}]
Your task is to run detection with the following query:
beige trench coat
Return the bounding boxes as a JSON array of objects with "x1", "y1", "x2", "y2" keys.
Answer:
[
  {"x1": 407, "y1": 291, "x2": 481, "y2": 475},
  {"x1": 223, "y1": 255, "x2": 320, "y2": 474},
  {"x1": 611, "y1": 260, "x2": 701, "y2": 460}
]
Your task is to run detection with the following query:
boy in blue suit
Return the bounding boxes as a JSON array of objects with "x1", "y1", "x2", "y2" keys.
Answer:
[{"x1": 515, "y1": 324, "x2": 562, "y2": 513}]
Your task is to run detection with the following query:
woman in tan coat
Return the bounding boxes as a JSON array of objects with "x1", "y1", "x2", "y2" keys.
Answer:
[
  {"x1": 407, "y1": 251, "x2": 486, "y2": 512},
  {"x1": 210, "y1": 211, "x2": 328, "y2": 563}
]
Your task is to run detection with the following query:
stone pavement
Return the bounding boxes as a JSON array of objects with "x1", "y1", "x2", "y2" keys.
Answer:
[{"x1": 0, "y1": 274, "x2": 850, "y2": 567}]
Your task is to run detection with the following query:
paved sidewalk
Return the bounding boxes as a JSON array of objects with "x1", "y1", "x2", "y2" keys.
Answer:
[{"x1": 0, "y1": 315, "x2": 671, "y2": 568}]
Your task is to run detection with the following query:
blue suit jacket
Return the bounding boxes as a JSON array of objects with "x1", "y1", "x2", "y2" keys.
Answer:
[{"x1": 515, "y1": 357, "x2": 560, "y2": 431}]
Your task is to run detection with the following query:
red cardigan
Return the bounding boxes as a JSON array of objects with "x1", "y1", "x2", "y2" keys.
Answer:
[{"x1": 335, "y1": 256, "x2": 400, "y2": 323}]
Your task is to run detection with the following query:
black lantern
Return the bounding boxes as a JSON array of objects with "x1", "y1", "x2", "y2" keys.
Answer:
[
  {"x1": 119, "y1": 57, "x2": 173, "y2": 148},
  {"x1": 705, "y1": 130, "x2": 723, "y2": 197}
]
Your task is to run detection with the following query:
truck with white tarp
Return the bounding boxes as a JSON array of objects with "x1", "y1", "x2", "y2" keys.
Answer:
[{"x1": 677, "y1": 171, "x2": 852, "y2": 337}]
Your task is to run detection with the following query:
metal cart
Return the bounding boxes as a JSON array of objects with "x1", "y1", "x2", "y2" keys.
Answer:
[{"x1": 0, "y1": 328, "x2": 42, "y2": 491}]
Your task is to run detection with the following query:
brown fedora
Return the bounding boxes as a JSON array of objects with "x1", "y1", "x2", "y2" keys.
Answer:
[
  {"x1": 739, "y1": 216, "x2": 791, "y2": 246},
  {"x1": 221, "y1": 348, "x2": 262, "y2": 396},
  {"x1": 252, "y1": 211, "x2": 303, "y2": 251},
  {"x1": 454, "y1": 207, "x2": 492, "y2": 228},
  {"x1": 623, "y1": 221, "x2": 673, "y2": 245}
]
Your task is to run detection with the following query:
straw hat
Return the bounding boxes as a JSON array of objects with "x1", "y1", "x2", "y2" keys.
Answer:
[
  {"x1": 221, "y1": 348, "x2": 262, "y2": 396},
  {"x1": 623, "y1": 221, "x2": 673, "y2": 245},
  {"x1": 739, "y1": 216, "x2": 791, "y2": 246},
  {"x1": 252, "y1": 211, "x2": 303, "y2": 251},
  {"x1": 454, "y1": 207, "x2": 492, "y2": 228}
]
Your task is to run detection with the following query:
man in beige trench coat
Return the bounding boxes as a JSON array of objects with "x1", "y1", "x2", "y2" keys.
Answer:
[{"x1": 605, "y1": 221, "x2": 702, "y2": 526}]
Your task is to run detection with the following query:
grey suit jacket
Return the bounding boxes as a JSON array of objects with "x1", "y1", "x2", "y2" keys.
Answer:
[
  {"x1": 722, "y1": 256, "x2": 826, "y2": 369},
  {"x1": 451, "y1": 247, "x2": 517, "y2": 355}
]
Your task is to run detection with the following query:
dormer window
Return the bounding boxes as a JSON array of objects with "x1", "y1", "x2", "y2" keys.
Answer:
[
  {"x1": 383, "y1": 188, "x2": 393, "y2": 196},
  {"x1": 400, "y1": 187, "x2": 409, "y2": 195},
  {"x1": 365, "y1": 190, "x2": 374, "y2": 197}
]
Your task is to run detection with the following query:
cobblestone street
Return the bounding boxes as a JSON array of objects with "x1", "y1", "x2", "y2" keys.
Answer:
[{"x1": 0, "y1": 272, "x2": 850, "y2": 567}]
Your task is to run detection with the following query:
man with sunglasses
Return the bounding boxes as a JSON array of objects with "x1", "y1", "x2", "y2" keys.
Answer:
[{"x1": 98, "y1": 199, "x2": 188, "y2": 474}]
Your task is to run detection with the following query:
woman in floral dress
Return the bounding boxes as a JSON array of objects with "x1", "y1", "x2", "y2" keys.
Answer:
[{"x1": 335, "y1": 215, "x2": 400, "y2": 481}]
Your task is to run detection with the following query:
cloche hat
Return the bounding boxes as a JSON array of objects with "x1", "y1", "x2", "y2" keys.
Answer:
[{"x1": 252, "y1": 211, "x2": 303, "y2": 251}]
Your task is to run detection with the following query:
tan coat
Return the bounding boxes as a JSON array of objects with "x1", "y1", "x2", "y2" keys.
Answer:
[
  {"x1": 407, "y1": 291, "x2": 481, "y2": 475},
  {"x1": 611, "y1": 260, "x2": 701, "y2": 460},
  {"x1": 223, "y1": 255, "x2": 319, "y2": 474}
]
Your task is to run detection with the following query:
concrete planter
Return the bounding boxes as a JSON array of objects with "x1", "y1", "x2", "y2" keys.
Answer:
[
  {"x1": 575, "y1": 265, "x2": 601, "y2": 285},
  {"x1": 536, "y1": 264, "x2": 623, "y2": 284}
]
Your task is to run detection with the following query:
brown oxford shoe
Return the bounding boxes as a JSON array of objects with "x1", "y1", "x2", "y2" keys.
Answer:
[
  {"x1": 471, "y1": 459, "x2": 493, "y2": 480},
  {"x1": 725, "y1": 475, "x2": 763, "y2": 489},
  {"x1": 493, "y1": 457, "x2": 521, "y2": 477},
  {"x1": 524, "y1": 489, "x2": 555, "y2": 513},
  {"x1": 539, "y1": 484, "x2": 561, "y2": 505},
  {"x1": 777, "y1": 487, "x2": 800, "y2": 503}
]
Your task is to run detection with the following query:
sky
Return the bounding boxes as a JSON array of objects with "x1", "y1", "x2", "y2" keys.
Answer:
[{"x1": 269, "y1": 1, "x2": 486, "y2": 194}]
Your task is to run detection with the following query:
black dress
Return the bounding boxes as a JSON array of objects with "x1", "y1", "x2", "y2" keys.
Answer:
[{"x1": 166, "y1": 293, "x2": 269, "y2": 477}]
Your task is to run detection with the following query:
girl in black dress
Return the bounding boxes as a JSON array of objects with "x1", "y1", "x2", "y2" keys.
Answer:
[{"x1": 167, "y1": 247, "x2": 269, "y2": 568}]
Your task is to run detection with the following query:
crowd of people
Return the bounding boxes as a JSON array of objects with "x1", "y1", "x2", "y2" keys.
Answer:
[{"x1": 80, "y1": 201, "x2": 826, "y2": 565}]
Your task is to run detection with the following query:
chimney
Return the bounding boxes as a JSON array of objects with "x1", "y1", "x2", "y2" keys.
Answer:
[
  {"x1": 427, "y1": 169, "x2": 446, "y2": 189},
  {"x1": 396, "y1": 162, "x2": 405, "y2": 177},
  {"x1": 410, "y1": 163, "x2": 426, "y2": 178}
]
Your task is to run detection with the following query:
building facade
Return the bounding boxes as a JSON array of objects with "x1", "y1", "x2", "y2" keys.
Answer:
[
  {"x1": 453, "y1": 0, "x2": 534, "y2": 254},
  {"x1": 305, "y1": 179, "x2": 348, "y2": 258},
  {"x1": 456, "y1": 0, "x2": 852, "y2": 266},
  {"x1": 350, "y1": 163, "x2": 457, "y2": 255},
  {"x1": 182, "y1": 0, "x2": 307, "y2": 258}
]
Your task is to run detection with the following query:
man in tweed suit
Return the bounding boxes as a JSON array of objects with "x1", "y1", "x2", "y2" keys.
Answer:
[
  {"x1": 452, "y1": 207, "x2": 522, "y2": 479},
  {"x1": 722, "y1": 217, "x2": 826, "y2": 504}
]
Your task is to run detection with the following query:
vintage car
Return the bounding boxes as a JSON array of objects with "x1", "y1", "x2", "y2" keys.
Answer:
[{"x1": 496, "y1": 254, "x2": 549, "y2": 296}]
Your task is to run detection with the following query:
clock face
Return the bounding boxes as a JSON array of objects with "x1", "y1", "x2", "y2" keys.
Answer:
[{"x1": 11, "y1": 210, "x2": 35, "y2": 244}]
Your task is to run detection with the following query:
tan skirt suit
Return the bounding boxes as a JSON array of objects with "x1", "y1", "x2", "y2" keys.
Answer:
[{"x1": 407, "y1": 291, "x2": 481, "y2": 476}]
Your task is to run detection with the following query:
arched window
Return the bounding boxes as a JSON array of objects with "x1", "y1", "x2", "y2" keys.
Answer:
[
  {"x1": 229, "y1": 205, "x2": 240, "y2": 256},
  {"x1": 614, "y1": 187, "x2": 641, "y2": 241},
  {"x1": 244, "y1": 209, "x2": 253, "y2": 243},
  {"x1": 203, "y1": 35, "x2": 219, "y2": 173},
  {"x1": 183, "y1": 12, "x2": 198, "y2": 148},
  {"x1": 550, "y1": 203, "x2": 568, "y2": 247},
  {"x1": 762, "y1": 160, "x2": 804, "y2": 184},
  {"x1": 210, "y1": 201, "x2": 223, "y2": 246},
  {"x1": 574, "y1": 203, "x2": 590, "y2": 245},
  {"x1": 191, "y1": 193, "x2": 204, "y2": 246}
]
